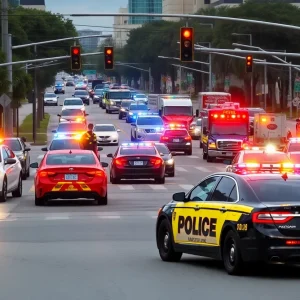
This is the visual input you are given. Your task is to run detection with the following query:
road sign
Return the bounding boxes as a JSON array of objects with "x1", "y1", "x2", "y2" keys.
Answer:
[
  {"x1": 0, "y1": 93, "x2": 11, "y2": 107},
  {"x1": 295, "y1": 77, "x2": 300, "y2": 92},
  {"x1": 83, "y1": 70, "x2": 97, "y2": 75}
]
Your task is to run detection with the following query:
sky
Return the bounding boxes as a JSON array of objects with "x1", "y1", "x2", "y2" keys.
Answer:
[{"x1": 46, "y1": 0, "x2": 127, "y2": 34}]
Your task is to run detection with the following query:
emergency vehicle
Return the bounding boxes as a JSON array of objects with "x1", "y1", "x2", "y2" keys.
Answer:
[
  {"x1": 147, "y1": 94, "x2": 194, "y2": 129},
  {"x1": 197, "y1": 92, "x2": 231, "y2": 113},
  {"x1": 201, "y1": 108, "x2": 249, "y2": 162},
  {"x1": 253, "y1": 113, "x2": 288, "y2": 150}
]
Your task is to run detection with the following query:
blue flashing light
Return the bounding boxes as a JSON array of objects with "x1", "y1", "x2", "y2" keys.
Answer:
[
  {"x1": 54, "y1": 133, "x2": 66, "y2": 138},
  {"x1": 121, "y1": 142, "x2": 153, "y2": 147}
]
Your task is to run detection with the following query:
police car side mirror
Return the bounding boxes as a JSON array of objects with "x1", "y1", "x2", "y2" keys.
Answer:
[
  {"x1": 101, "y1": 162, "x2": 108, "y2": 168},
  {"x1": 85, "y1": 113, "x2": 89, "y2": 116},
  {"x1": 223, "y1": 159, "x2": 232, "y2": 165},
  {"x1": 172, "y1": 192, "x2": 187, "y2": 202},
  {"x1": 107, "y1": 153, "x2": 113, "y2": 158},
  {"x1": 57, "y1": 114, "x2": 61, "y2": 117},
  {"x1": 72, "y1": 95, "x2": 74, "y2": 97}
]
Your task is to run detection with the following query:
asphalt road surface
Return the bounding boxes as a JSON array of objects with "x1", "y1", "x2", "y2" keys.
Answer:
[{"x1": 0, "y1": 86, "x2": 298, "y2": 300}]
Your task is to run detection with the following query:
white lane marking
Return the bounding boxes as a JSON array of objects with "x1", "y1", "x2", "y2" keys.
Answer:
[
  {"x1": 179, "y1": 184, "x2": 194, "y2": 190},
  {"x1": 98, "y1": 216, "x2": 121, "y2": 219},
  {"x1": 187, "y1": 155, "x2": 199, "y2": 158},
  {"x1": 37, "y1": 155, "x2": 44, "y2": 159},
  {"x1": 117, "y1": 185, "x2": 134, "y2": 190},
  {"x1": 176, "y1": 167, "x2": 187, "y2": 172},
  {"x1": 151, "y1": 216, "x2": 157, "y2": 219},
  {"x1": 194, "y1": 166, "x2": 211, "y2": 172},
  {"x1": 148, "y1": 185, "x2": 167, "y2": 190},
  {"x1": 45, "y1": 216, "x2": 70, "y2": 220}
]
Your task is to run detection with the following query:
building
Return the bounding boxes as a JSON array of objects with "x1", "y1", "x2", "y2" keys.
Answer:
[
  {"x1": 8, "y1": 0, "x2": 20, "y2": 6},
  {"x1": 162, "y1": 0, "x2": 194, "y2": 21},
  {"x1": 128, "y1": 0, "x2": 162, "y2": 24},
  {"x1": 77, "y1": 29, "x2": 103, "y2": 52},
  {"x1": 113, "y1": 7, "x2": 141, "y2": 48},
  {"x1": 20, "y1": 0, "x2": 46, "y2": 10}
]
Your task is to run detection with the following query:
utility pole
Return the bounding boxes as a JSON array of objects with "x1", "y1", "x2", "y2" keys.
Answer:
[{"x1": 33, "y1": 45, "x2": 37, "y2": 143}]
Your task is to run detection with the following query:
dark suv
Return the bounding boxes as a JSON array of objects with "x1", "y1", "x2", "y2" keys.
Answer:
[
  {"x1": 72, "y1": 90, "x2": 90, "y2": 105},
  {"x1": 119, "y1": 100, "x2": 134, "y2": 119}
]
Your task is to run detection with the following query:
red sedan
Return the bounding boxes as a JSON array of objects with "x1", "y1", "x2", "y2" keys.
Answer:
[{"x1": 30, "y1": 150, "x2": 108, "y2": 206}]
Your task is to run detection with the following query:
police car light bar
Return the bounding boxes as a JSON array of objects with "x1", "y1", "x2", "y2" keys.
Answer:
[
  {"x1": 165, "y1": 124, "x2": 185, "y2": 128},
  {"x1": 121, "y1": 142, "x2": 153, "y2": 147}
]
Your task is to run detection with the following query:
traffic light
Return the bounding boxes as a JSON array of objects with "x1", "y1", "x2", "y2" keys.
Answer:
[
  {"x1": 246, "y1": 55, "x2": 253, "y2": 72},
  {"x1": 104, "y1": 46, "x2": 114, "y2": 70},
  {"x1": 180, "y1": 27, "x2": 194, "y2": 62},
  {"x1": 70, "y1": 46, "x2": 81, "y2": 71}
]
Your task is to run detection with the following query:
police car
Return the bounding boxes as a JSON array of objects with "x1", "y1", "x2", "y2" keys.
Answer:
[
  {"x1": 51, "y1": 122, "x2": 87, "y2": 138},
  {"x1": 130, "y1": 113, "x2": 164, "y2": 142},
  {"x1": 156, "y1": 172, "x2": 300, "y2": 275},
  {"x1": 126, "y1": 103, "x2": 149, "y2": 123}
]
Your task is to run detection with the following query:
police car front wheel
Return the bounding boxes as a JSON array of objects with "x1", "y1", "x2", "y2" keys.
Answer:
[
  {"x1": 222, "y1": 230, "x2": 244, "y2": 275},
  {"x1": 157, "y1": 219, "x2": 182, "y2": 262}
]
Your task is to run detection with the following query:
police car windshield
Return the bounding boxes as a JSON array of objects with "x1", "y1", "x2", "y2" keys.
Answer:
[
  {"x1": 155, "y1": 144, "x2": 170, "y2": 154},
  {"x1": 120, "y1": 147, "x2": 156, "y2": 155},
  {"x1": 94, "y1": 89, "x2": 103, "y2": 95},
  {"x1": 61, "y1": 109, "x2": 83, "y2": 116},
  {"x1": 46, "y1": 154, "x2": 96, "y2": 165},
  {"x1": 211, "y1": 123, "x2": 247, "y2": 135},
  {"x1": 164, "y1": 106, "x2": 192, "y2": 116},
  {"x1": 109, "y1": 92, "x2": 131, "y2": 99},
  {"x1": 137, "y1": 117, "x2": 163, "y2": 125},
  {"x1": 130, "y1": 105, "x2": 147, "y2": 111},
  {"x1": 49, "y1": 139, "x2": 81, "y2": 150},
  {"x1": 248, "y1": 179, "x2": 300, "y2": 202},
  {"x1": 74, "y1": 91, "x2": 88, "y2": 95},
  {"x1": 243, "y1": 152, "x2": 289, "y2": 163},
  {"x1": 165, "y1": 130, "x2": 187, "y2": 136},
  {"x1": 3, "y1": 139, "x2": 22, "y2": 151},
  {"x1": 288, "y1": 144, "x2": 300, "y2": 152},
  {"x1": 94, "y1": 125, "x2": 116, "y2": 131},
  {"x1": 247, "y1": 109, "x2": 265, "y2": 117},
  {"x1": 45, "y1": 93, "x2": 56, "y2": 98},
  {"x1": 121, "y1": 101, "x2": 133, "y2": 107},
  {"x1": 57, "y1": 123, "x2": 86, "y2": 132},
  {"x1": 64, "y1": 99, "x2": 83, "y2": 105}
]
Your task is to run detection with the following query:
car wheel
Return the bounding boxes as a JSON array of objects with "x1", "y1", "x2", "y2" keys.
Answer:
[
  {"x1": 185, "y1": 149, "x2": 192, "y2": 155},
  {"x1": 12, "y1": 175, "x2": 22, "y2": 197},
  {"x1": 118, "y1": 114, "x2": 122, "y2": 120},
  {"x1": 202, "y1": 148, "x2": 207, "y2": 160},
  {"x1": 207, "y1": 153, "x2": 213, "y2": 162},
  {"x1": 106, "y1": 109, "x2": 108, "y2": 113},
  {"x1": 157, "y1": 219, "x2": 182, "y2": 262},
  {"x1": 223, "y1": 230, "x2": 244, "y2": 275},
  {"x1": 110, "y1": 172, "x2": 119, "y2": 184},
  {"x1": 35, "y1": 192, "x2": 45, "y2": 206},
  {"x1": 200, "y1": 141, "x2": 203, "y2": 148},
  {"x1": 155, "y1": 177, "x2": 165, "y2": 184},
  {"x1": 0, "y1": 177, "x2": 7, "y2": 202},
  {"x1": 96, "y1": 192, "x2": 107, "y2": 205},
  {"x1": 26, "y1": 165, "x2": 30, "y2": 178},
  {"x1": 169, "y1": 170, "x2": 175, "y2": 177},
  {"x1": 22, "y1": 168, "x2": 27, "y2": 180}
]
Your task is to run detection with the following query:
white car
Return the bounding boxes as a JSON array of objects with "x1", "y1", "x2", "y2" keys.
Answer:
[
  {"x1": 44, "y1": 92, "x2": 59, "y2": 106},
  {"x1": 93, "y1": 124, "x2": 120, "y2": 146},
  {"x1": 0, "y1": 144, "x2": 23, "y2": 201},
  {"x1": 134, "y1": 93, "x2": 148, "y2": 104},
  {"x1": 61, "y1": 98, "x2": 85, "y2": 111}
]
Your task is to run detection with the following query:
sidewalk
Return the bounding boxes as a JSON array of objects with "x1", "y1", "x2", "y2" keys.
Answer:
[{"x1": 18, "y1": 103, "x2": 33, "y2": 125}]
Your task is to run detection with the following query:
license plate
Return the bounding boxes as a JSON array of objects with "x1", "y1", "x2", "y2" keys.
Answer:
[
  {"x1": 173, "y1": 139, "x2": 180, "y2": 142},
  {"x1": 65, "y1": 174, "x2": 78, "y2": 180},
  {"x1": 226, "y1": 152, "x2": 233, "y2": 156},
  {"x1": 134, "y1": 161, "x2": 143, "y2": 166}
]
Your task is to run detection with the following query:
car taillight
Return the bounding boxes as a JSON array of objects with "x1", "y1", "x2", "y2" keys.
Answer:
[
  {"x1": 86, "y1": 171, "x2": 104, "y2": 177},
  {"x1": 115, "y1": 158, "x2": 127, "y2": 166},
  {"x1": 252, "y1": 212, "x2": 293, "y2": 224},
  {"x1": 39, "y1": 171, "x2": 56, "y2": 177},
  {"x1": 286, "y1": 240, "x2": 300, "y2": 245},
  {"x1": 161, "y1": 136, "x2": 169, "y2": 141},
  {"x1": 150, "y1": 158, "x2": 162, "y2": 166},
  {"x1": 185, "y1": 136, "x2": 192, "y2": 141}
]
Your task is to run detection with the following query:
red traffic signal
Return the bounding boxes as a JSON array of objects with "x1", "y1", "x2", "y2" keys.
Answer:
[
  {"x1": 246, "y1": 55, "x2": 253, "y2": 72},
  {"x1": 72, "y1": 48, "x2": 79, "y2": 55},
  {"x1": 180, "y1": 27, "x2": 194, "y2": 62},
  {"x1": 70, "y1": 46, "x2": 81, "y2": 71},
  {"x1": 104, "y1": 46, "x2": 114, "y2": 70}
]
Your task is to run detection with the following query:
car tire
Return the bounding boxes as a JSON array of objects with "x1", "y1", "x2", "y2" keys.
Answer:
[
  {"x1": 0, "y1": 177, "x2": 7, "y2": 202},
  {"x1": 106, "y1": 109, "x2": 108, "y2": 113},
  {"x1": 185, "y1": 149, "x2": 192, "y2": 155},
  {"x1": 155, "y1": 177, "x2": 165, "y2": 184},
  {"x1": 35, "y1": 192, "x2": 45, "y2": 206},
  {"x1": 168, "y1": 170, "x2": 175, "y2": 177},
  {"x1": 157, "y1": 219, "x2": 182, "y2": 262},
  {"x1": 223, "y1": 230, "x2": 244, "y2": 275},
  {"x1": 202, "y1": 149, "x2": 207, "y2": 160},
  {"x1": 118, "y1": 114, "x2": 122, "y2": 120},
  {"x1": 96, "y1": 192, "x2": 107, "y2": 205},
  {"x1": 110, "y1": 172, "x2": 119, "y2": 184},
  {"x1": 12, "y1": 175, "x2": 22, "y2": 197},
  {"x1": 207, "y1": 153, "x2": 213, "y2": 162},
  {"x1": 26, "y1": 165, "x2": 30, "y2": 178},
  {"x1": 200, "y1": 141, "x2": 203, "y2": 148}
]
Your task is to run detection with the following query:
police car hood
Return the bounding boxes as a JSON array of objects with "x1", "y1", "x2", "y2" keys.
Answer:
[{"x1": 209, "y1": 134, "x2": 248, "y2": 142}]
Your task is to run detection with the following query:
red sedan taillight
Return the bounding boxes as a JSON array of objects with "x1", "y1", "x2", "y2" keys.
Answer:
[
  {"x1": 38, "y1": 171, "x2": 56, "y2": 177},
  {"x1": 115, "y1": 158, "x2": 127, "y2": 166}
]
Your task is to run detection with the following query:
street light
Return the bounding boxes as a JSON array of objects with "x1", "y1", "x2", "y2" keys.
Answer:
[{"x1": 232, "y1": 33, "x2": 253, "y2": 106}]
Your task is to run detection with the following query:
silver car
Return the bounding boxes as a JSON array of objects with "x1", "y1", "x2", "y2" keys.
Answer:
[
  {"x1": 44, "y1": 92, "x2": 58, "y2": 106},
  {"x1": 131, "y1": 114, "x2": 164, "y2": 142}
]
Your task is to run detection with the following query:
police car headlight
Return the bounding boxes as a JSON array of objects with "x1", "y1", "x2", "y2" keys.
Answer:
[
  {"x1": 129, "y1": 112, "x2": 133, "y2": 116},
  {"x1": 166, "y1": 159, "x2": 174, "y2": 165}
]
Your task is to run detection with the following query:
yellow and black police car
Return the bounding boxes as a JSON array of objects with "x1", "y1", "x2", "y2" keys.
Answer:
[{"x1": 156, "y1": 172, "x2": 300, "y2": 275}]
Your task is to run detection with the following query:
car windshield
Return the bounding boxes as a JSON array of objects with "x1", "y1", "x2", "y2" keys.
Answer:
[
  {"x1": 243, "y1": 153, "x2": 289, "y2": 163},
  {"x1": 137, "y1": 117, "x2": 163, "y2": 125},
  {"x1": 45, "y1": 93, "x2": 56, "y2": 98},
  {"x1": 248, "y1": 179, "x2": 300, "y2": 202},
  {"x1": 121, "y1": 101, "x2": 133, "y2": 107},
  {"x1": 57, "y1": 123, "x2": 86, "y2": 132},
  {"x1": 130, "y1": 105, "x2": 148, "y2": 111},
  {"x1": 108, "y1": 92, "x2": 131, "y2": 99},
  {"x1": 3, "y1": 139, "x2": 22, "y2": 151},
  {"x1": 164, "y1": 106, "x2": 192, "y2": 116},
  {"x1": 49, "y1": 139, "x2": 82, "y2": 150},
  {"x1": 64, "y1": 99, "x2": 83, "y2": 106},
  {"x1": 155, "y1": 144, "x2": 170, "y2": 154},
  {"x1": 94, "y1": 89, "x2": 103, "y2": 95},
  {"x1": 196, "y1": 119, "x2": 202, "y2": 126},
  {"x1": 211, "y1": 123, "x2": 248, "y2": 135},
  {"x1": 61, "y1": 109, "x2": 83, "y2": 116},
  {"x1": 248, "y1": 109, "x2": 265, "y2": 117},
  {"x1": 74, "y1": 91, "x2": 88, "y2": 95},
  {"x1": 120, "y1": 147, "x2": 156, "y2": 155},
  {"x1": 165, "y1": 130, "x2": 187, "y2": 136},
  {"x1": 94, "y1": 125, "x2": 116, "y2": 131},
  {"x1": 135, "y1": 94, "x2": 146, "y2": 98},
  {"x1": 288, "y1": 144, "x2": 300, "y2": 152},
  {"x1": 46, "y1": 154, "x2": 96, "y2": 165}
]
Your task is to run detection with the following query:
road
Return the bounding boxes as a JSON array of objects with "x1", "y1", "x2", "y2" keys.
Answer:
[{"x1": 0, "y1": 86, "x2": 298, "y2": 300}]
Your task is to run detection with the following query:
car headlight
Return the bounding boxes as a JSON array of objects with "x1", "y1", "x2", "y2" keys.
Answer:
[
  {"x1": 120, "y1": 108, "x2": 125, "y2": 111},
  {"x1": 137, "y1": 128, "x2": 143, "y2": 132},
  {"x1": 110, "y1": 101, "x2": 115, "y2": 105},
  {"x1": 129, "y1": 112, "x2": 133, "y2": 115},
  {"x1": 208, "y1": 141, "x2": 216, "y2": 148},
  {"x1": 166, "y1": 159, "x2": 174, "y2": 165}
]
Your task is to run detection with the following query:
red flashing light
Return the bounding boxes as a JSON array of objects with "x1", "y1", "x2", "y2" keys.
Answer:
[
  {"x1": 211, "y1": 113, "x2": 247, "y2": 119},
  {"x1": 286, "y1": 240, "x2": 300, "y2": 245},
  {"x1": 252, "y1": 212, "x2": 293, "y2": 224}
]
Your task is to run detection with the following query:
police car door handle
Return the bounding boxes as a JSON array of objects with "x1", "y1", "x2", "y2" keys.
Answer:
[
  {"x1": 194, "y1": 206, "x2": 200, "y2": 211},
  {"x1": 219, "y1": 207, "x2": 227, "y2": 212}
]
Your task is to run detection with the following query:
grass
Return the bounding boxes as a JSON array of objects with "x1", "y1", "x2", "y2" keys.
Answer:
[{"x1": 14, "y1": 113, "x2": 50, "y2": 144}]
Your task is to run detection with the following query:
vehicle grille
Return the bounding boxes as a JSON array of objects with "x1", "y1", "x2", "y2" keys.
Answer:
[
  {"x1": 145, "y1": 129, "x2": 156, "y2": 133},
  {"x1": 99, "y1": 136, "x2": 110, "y2": 138},
  {"x1": 217, "y1": 140, "x2": 242, "y2": 150}
]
